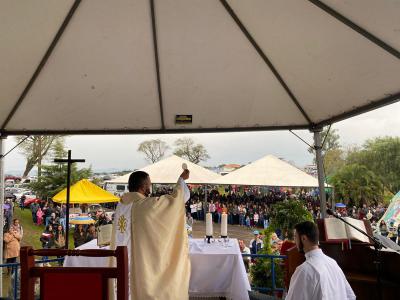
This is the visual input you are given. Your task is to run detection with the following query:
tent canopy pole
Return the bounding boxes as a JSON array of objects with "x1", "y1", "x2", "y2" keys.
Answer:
[
  {"x1": 0, "y1": 135, "x2": 6, "y2": 297},
  {"x1": 312, "y1": 128, "x2": 327, "y2": 218}
]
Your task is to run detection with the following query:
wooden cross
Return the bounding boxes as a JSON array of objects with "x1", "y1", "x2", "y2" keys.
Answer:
[{"x1": 54, "y1": 150, "x2": 85, "y2": 249}]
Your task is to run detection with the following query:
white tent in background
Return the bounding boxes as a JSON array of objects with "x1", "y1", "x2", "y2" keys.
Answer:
[
  {"x1": 108, "y1": 155, "x2": 219, "y2": 185},
  {"x1": 212, "y1": 155, "x2": 321, "y2": 187}
]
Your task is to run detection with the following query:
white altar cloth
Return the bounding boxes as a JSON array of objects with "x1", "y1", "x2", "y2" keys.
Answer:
[{"x1": 64, "y1": 238, "x2": 250, "y2": 300}]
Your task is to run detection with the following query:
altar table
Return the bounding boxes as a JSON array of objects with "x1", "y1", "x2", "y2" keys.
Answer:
[{"x1": 64, "y1": 238, "x2": 251, "y2": 300}]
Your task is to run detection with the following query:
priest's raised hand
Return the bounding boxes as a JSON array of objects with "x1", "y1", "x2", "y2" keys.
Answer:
[{"x1": 180, "y1": 168, "x2": 190, "y2": 180}]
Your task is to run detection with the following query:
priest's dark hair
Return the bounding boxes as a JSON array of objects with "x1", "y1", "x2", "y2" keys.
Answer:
[
  {"x1": 294, "y1": 221, "x2": 319, "y2": 245},
  {"x1": 128, "y1": 171, "x2": 149, "y2": 192}
]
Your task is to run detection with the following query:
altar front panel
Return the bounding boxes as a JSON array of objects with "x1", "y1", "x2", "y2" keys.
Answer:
[{"x1": 64, "y1": 239, "x2": 250, "y2": 300}]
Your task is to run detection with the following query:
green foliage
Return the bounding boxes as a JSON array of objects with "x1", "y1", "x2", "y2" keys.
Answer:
[
  {"x1": 269, "y1": 200, "x2": 313, "y2": 240},
  {"x1": 29, "y1": 163, "x2": 92, "y2": 199},
  {"x1": 324, "y1": 148, "x2": 346, "y2": 177},
  {"x1": 382, "y1": 190, "x2": 394, "y2": 206},
  {"x1": 250, "y1": 227, "x2": 284, "y2": 290},
  {"x1": 329, "y1": 164, "x2": 383, "y2": 206},
  {"x1": 346, "y1": 137, "x2": 400, "y2": 194}
]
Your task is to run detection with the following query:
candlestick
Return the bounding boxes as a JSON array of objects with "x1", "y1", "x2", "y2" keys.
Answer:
[
  {"x1": 206, "y1": 213, "x2": 213, "y2": 236},
  {"x1": 205, "y1": 235, "x2": 213, "y2": 244},
  {"x1": 221, "y1": 213, "x2": 228, "y2": 237}
]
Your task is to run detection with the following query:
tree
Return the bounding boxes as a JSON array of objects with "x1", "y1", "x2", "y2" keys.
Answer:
[
  {"x1": 329, "y1": 164, "x2": 383, "y2": 206},
  {"x1": 324, "y1": 148, "x2": 346, "y2": 177},
  {"x1": 346, "y1": 137, "x2": 400, "y2": 194},
  {"x1": 29, "y1": 163, "x2": 92, "y2": 199},
  {"x1": 137, "y1": 139, "x2": 169, "y2": 163},
  {"x1": 51, "y1": 137, "x2": 67, "y2": 159},
  {"x1": 15, "y1": 136, "x2": 64, "y2": 177},
  {"x1": 308, "y1": 128, "x2": 341, "y2": 172},
  {"x1": 29, "y1": 138, "x2": 92, "y2": 199},
  {"x1": 269, "y1": 200, "x2": 313, "y2": 240},
  {"x1": 173, "y1": 137, "x2": 210, "y2": 164},
  {"x1": 308, "y1": 127, "x2": 341, "y2": 156}
]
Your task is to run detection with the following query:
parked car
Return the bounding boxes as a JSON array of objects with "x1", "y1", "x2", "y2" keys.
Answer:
[
  {"x1": 5, "y1": 179, "x2": 15, "y2": 187},
  {"x1": 5, "y1": 187, "x2": 19, "y2": 194},
  {"x1": 24, "y1": 198, "x2": 44, "y2": 207},
  {"x1": 14, "y1": 190, "x2": 36, "y2": 201}
]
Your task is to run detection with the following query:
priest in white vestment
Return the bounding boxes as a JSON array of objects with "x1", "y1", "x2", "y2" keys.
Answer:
[
  {"x1": 109, "y1": 169, "x2": 191, "y2": 300},
  {"x1": 286, "y1": 221, "x2": 356, "y2": 300}
]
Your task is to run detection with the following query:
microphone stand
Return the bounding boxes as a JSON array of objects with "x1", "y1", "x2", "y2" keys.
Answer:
[{"x1": 327, "y1": 210, "x2": 385, "y2": 300}]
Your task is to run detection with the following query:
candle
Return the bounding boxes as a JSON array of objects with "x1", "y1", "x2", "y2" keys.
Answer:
[
  {"x1": 221, "y1": 213, "x2": 228, "y2": 237},
  {"x1": 206, "y1": 213, "x2": 213, "y2": 236}
]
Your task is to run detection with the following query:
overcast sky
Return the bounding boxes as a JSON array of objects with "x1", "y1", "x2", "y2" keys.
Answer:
[{"x1": 3, "y1": 102, "x2": 400, "y2": 175}]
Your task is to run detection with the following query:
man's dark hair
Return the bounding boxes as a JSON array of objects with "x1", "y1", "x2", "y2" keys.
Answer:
[
  {"x1": 128, "y1": 171, "x2": 149, "y2": 192},
  {"x1": 294, "y1": 221, "x2": 319, "y2": 244}
]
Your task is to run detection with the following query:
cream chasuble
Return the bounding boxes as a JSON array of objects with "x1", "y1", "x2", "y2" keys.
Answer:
[{"x1": 110, "y1": 178, "x2": 190, "y2": 300}]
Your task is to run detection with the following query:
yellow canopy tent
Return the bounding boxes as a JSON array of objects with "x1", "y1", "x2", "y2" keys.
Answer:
[{"x1": 53, "y1": 179, "x2": 120, "y2": 204}]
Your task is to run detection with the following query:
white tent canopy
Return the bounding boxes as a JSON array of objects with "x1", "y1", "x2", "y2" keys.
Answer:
[
  {"x1": 108, "y1": 155, "x2": 219, "y2": 184},
  {"x1": 212, "y1": 154, "x2": 323, "y2": 187},
  {"x1": 0, "y1": 0, "x2": 399, "y2": 135}
]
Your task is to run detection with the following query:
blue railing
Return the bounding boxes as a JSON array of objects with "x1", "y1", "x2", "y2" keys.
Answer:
[
  {"x1": 1, "y1": 254, "x2": 285, "y2": 299},
  {"x1": 0, "y1": 257, "x2": 65, "y2": 300},
  {"x1": 242, "y1": 253, "x2": 287, "y2": 294}
]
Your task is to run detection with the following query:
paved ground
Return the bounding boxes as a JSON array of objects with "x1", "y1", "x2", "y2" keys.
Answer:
[{"x1": 191, "y1": 220, "x2": 256, "y2": 245}]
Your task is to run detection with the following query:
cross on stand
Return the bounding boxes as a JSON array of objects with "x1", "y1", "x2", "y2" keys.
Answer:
[{"x1": 54, "y1": 150, "x2": 85, "y2": 249}]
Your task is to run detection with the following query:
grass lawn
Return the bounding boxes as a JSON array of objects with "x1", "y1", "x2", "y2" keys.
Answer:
[{"x1": 14, "y1": 208, "x2": 75, "y2": 249}]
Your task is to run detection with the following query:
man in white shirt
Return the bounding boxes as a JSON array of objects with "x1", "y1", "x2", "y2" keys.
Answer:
[
  {"x1": 286, "y1": 221, "x2": 356, "y2": 300},
  {"x1": 238, "y1": 239, "x2": 251, "y2": 272},
  {"x1": 190, "y1": 202, "x2": 197, "y2": 219}
]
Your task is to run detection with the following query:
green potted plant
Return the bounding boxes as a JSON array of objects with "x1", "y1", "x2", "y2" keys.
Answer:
[
  {"x1": 269, "y1": 200, "x2": 313, "y2": 240},
  {"x1": 250, "y1": 200, "x2": 313, "y2": 297}
]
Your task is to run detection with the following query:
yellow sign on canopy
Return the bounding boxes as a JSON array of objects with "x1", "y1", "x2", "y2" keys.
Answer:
[{"x1": 53, "y1": 179, "x2": 120, "y2": 204}]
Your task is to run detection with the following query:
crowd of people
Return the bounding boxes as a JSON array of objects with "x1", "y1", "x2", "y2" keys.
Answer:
[
  {"x1": 185, "y1": 189, "x2": 292, "y2": 228},
  {"x1": 184, "y1": 189, "x2": 334, "y2": 228},
  {"x1": 29, "y1": 201, "x2": 66, "y2": 228},
  {"x1": 3, "y1": 184, "x2": 396, "y2": 276},
  {"x1": 2, "y1": 196, "x2": 114, "y2": 271},
  {"x1": 34, "y1": 201, "x2": 111, "y2": 250},
  {"x1": 184, "y1": 188, "x2": 397, "y2": 246}
]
